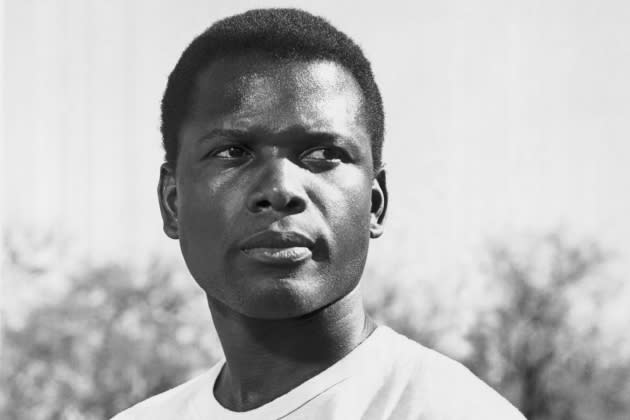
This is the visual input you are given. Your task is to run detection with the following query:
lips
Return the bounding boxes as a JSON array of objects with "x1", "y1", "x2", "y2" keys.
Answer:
[{"x1": 239, "y1": 230, "x2": 315, "y2": 265}]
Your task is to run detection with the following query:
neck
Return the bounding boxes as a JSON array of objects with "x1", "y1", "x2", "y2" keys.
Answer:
[{"x1": 208, "y1": 287, "x2": 376, "y2": 412}]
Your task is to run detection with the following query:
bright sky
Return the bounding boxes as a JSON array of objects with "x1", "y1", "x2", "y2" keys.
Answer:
[{"x1": 3, "y1": 0, "x2": 630, "y2": 315}]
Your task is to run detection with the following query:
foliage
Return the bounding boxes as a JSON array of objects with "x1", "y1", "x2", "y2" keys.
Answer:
[
  {"x1": 1, "y1": 252, "x2": 221, "y2": 420},
  {"x1": 2, "y1": 230, "x2": 628, "y2": 419},
  {"x1": 466, "y1": 232, "x2": 630, "y2": 420}
]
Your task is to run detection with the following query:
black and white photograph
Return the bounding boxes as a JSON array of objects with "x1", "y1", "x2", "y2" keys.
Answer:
[{"x1": 2, "y1": 1, "x2": 629, "y2": 419}]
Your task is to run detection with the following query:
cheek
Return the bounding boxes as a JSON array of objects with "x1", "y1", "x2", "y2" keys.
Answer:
[
  {"x1": 179, "y1": 173, "x2": 240, "y2": 225},
  {"x1": 322, "y1": 174, "x2": 373, "y2": 262},
  {"x1": 321, "y1": 182, "x2": 372, "y2": 297},
  {"x1": 327, "y1": 172, "x2": 373, "y2": 228},
  {"x1": 177, "y1": 178, "x2": 239, "y2": 269}
]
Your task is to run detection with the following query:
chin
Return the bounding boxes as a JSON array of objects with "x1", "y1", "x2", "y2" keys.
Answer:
[
  {"x1": 241, "y1": 305, "x2": 314, "y2": 320},
  {"x1": 236, "y1": 279, "x2": 334, "y2": 320}
]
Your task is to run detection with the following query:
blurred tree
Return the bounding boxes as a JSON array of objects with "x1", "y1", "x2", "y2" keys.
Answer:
[
  {"x1": 364, "y1": 281, "x2": 442, "y2": 349},
  {"x1": 3, "y1": 229, "x2": 628, "y2": 419},
  {"x1": 1, "y1": 252, "x2": 221, "y2": 419},
  {"x1": 467, "y1": 232, "x2": 630, "y2": 420},
  {"x1": 362, "y1": 261, "x2": 475, "y2": 362}
]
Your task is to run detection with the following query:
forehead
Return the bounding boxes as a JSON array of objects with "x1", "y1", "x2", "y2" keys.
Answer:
[{"x1": 184, "y1": 52, "x2": 368, "y2": 134}]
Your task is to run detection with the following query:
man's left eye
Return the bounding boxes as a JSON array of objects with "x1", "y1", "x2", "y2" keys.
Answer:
[{"x1": 301, "y1": 148, "x2": 345, "y2": 162}]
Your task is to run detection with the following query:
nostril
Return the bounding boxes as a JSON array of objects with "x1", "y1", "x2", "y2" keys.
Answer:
[
  {"x1": 247, "y1": 188, "x2": 306, "y2": 214},
  {"x1": 286, "y1": 197, "x2": 303, "y2": 211},
  {"x1": 256, "y1": 199, "x2": 272, "y2": 210}
]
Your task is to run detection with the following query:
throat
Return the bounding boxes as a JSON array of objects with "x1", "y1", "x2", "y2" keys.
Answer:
[
  {"x1": 213, "y1": 358, "x2": 334, "y2": 412},
  {"x1": 210, "y1": 291, "x2": 376, "y2": 412}
]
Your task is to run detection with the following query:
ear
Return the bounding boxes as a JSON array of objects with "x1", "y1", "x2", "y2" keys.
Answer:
[
  {"x1": 158, "y1": 163, "x2": 179, "y2": 239},
  {"x1": 370, "y1": 168, "x2": 388, "y2": 238}
]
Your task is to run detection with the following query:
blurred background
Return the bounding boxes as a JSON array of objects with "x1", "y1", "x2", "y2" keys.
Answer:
[{"x1": 1, "y1": 0, "x2": 629, "y2": 419}]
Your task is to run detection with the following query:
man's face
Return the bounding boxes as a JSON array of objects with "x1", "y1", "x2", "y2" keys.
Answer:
[{"x1": 159, "y1": 53, "x2": 386, "y2": 319}]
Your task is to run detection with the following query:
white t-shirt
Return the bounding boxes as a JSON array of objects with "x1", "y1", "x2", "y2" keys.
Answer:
[{"x1": 111, "y1": 326, "x2": 526, "y2": 419}]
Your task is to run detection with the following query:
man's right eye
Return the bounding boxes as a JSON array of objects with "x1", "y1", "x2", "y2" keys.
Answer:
[{"x1": 211, "y1": 146, "x2": 250, "y2": 159}]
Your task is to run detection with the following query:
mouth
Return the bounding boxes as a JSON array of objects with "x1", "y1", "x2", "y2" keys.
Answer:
[
  {"x1": 239, "y1": 230, "x2": 315, "y2": 265},
  {"x1": 241, "y1": 246, "x2": 312, "y2": 264}
]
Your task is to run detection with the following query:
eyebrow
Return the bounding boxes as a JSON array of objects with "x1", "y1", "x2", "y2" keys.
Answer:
[
  {"x1": 197, "y1": 127, "x2": 359, "y2": 149},
  {"x1": 197, "y1": 129, "x2": 253, "y2": 144}
]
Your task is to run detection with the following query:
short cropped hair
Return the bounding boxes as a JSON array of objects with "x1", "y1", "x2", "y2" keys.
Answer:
[{"x1": 161, "y1": 8, "x2": 385, "y2": 173}]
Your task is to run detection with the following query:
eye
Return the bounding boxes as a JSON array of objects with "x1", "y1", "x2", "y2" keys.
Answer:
[
  {"x1": 301, "y1": 147, "x2": 346, "y2": 163},
  {"x1": 211, "y1": 145, "x2": 250, "y2": 159}
]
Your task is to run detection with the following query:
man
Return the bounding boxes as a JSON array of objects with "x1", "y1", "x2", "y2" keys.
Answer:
[{"x1": 113, "y1": 8, "x2": 525, "y2": 419}]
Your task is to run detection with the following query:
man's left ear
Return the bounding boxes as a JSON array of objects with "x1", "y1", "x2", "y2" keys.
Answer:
[{"x1": 370, "y1": 168, "x2": 388, "y2": 238}]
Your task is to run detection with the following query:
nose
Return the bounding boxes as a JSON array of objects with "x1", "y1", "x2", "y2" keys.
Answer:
[{"x1": 246, "y1": 158, "x2": 307, "y2": 215}]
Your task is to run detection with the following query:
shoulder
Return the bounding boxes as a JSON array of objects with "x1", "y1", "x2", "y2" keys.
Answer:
[
  {"x1": 109, "y1": 365, "x2": 220, "y2": 420},
  {"x1": 379, "y1": 327, "x2": 527, "y2": 419}
]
